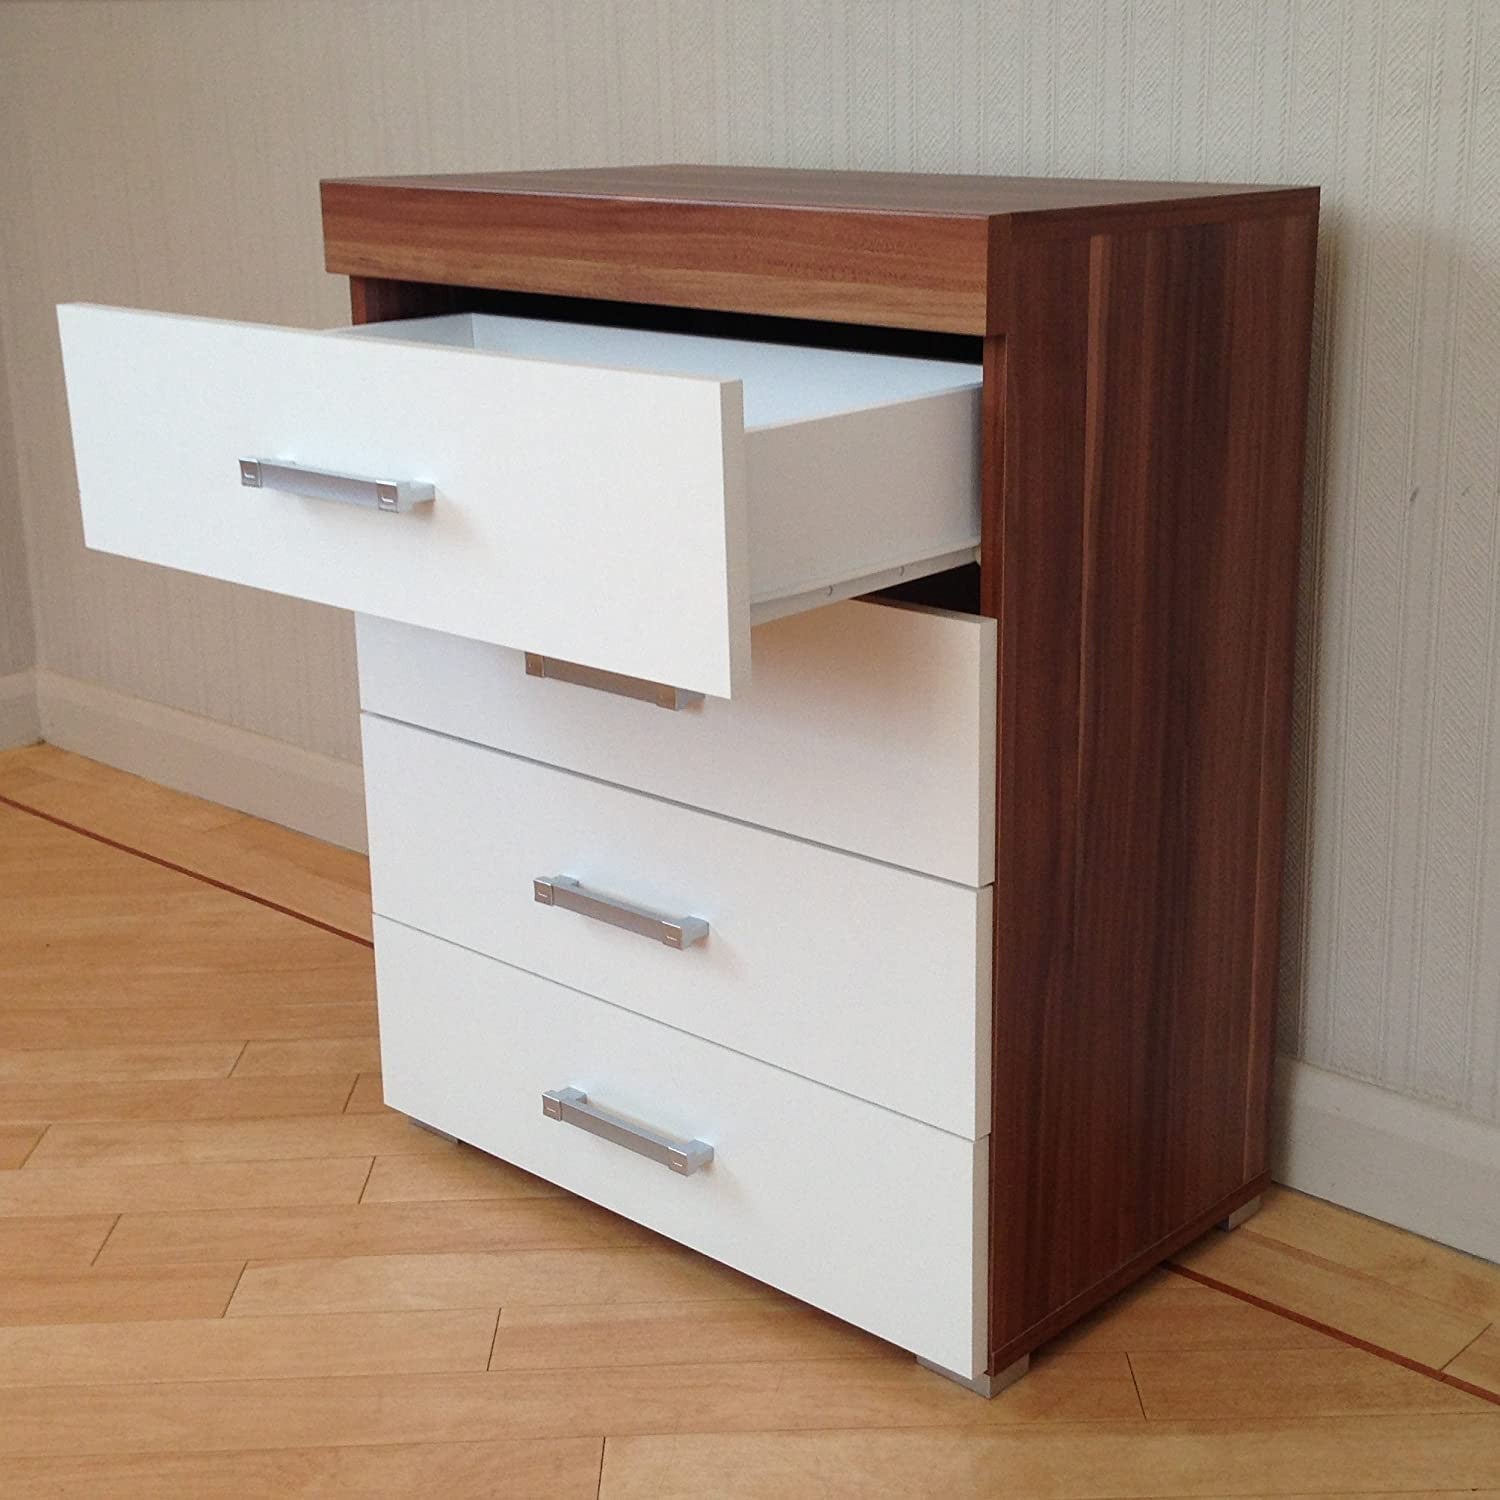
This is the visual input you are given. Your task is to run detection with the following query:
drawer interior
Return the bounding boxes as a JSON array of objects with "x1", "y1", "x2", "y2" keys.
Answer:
[{"x1": 342, "y1": 311, "x2": 981, "y2": 430}]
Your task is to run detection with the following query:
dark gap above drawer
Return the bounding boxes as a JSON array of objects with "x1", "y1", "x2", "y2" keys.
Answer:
[
  {"x1": 871, "y1": 562, "x2": 983, "y2": 616},
  {"x1": 350, "y1": 277, "x2": 984, "y2": 365}
]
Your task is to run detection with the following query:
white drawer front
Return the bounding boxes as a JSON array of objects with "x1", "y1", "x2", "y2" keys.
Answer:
[
  {"x1": 374, "y1": 917, "x2": 986, "y2": 1375},
  {"x1": 363, "y1": 715, "x2": 990, "y2": 1138},
  {"x1": 58, "y1": 305, "x2": 979, "y2": 699},
  {"x1": 357, "y1": 600, "x2": 997, "y2": 887}
]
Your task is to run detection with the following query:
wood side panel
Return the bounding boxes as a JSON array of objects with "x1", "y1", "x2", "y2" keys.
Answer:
[
  {"x1": 987, "y1": 206, "x2": 1318, "y2": 1372},
  {"x1": 1235, "y1": 213, "x2": 1320, "y2": 1171},
  {"x1": 347, "y1": 276, "x2": 462, "y2": 326},
  {"x1": 324, "y1": 184, "x2": 991, "y2": 336}
]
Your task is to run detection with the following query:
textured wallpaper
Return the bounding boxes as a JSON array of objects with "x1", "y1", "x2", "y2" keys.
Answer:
[
  {"x1": 0, "y1": 310, "x2": 36, "y2": 678},
  {"x1": 0, "y1": 0, "x2": 1496, "y2": 1128}
]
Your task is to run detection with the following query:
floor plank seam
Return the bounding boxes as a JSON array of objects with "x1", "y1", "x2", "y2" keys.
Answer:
[
  {"x1": 13, "y1": 1129, "x2": 47, "y2": 1171},
  {"x1": 1445, "y1": 1321, "x2": 1496, "y2": 1372},
  {"x1": 88, "y1": 1215, "x2": 121, "y2": 1267},
  {"x1": 219, "y1": 1261, "x2": 250, "y2": 1317},
  {"x1": 1166, "y1": 1262, "x2": 1500, "y2": 1410},
  {"x1": 1122, "y1": 1349, "x2": 1148, "y2": 1420},
  {"x1": 0, "y1": 793, "x2": 373, "y2": 949},
  {"x1": 356, "y1": 1155, "x2": 378, "y2": 1204},
  {"x1": 486, "y1": 1305, "x2": 503, "y2": 1371}
]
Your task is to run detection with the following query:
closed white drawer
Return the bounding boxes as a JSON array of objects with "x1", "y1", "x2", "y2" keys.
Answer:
[
  {"x1": 374, "y1": 917, "x2": 986, "y2": 1374},
  {"x1": 57, "y1": 305, "x2": 980, "y2": 699},
  {"x1": 357, "y1": 599, "x2": 996, "y2": 887},
  {"x1": 362, "y1": 714, "x2": 990, "y2": 1138}
]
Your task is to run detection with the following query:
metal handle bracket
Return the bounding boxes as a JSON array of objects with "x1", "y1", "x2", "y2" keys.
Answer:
[
  {"x1": 524, "y1": 653, "x2": 703, "y2": 711},
  {"x1": 239, "y1": 458, "x2": 435, "y2": 513},
  {"x1": 533, "y1": 875, "x2": 708, "y2": 949},
  {"x1": 542, "y1": 1087, "x2": 714, "y2": 1175}
]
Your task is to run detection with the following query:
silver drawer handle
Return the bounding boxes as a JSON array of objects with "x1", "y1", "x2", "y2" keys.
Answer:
[
  {"x1": 524, "y1": 653, "x2": 703, "y2": 711},
  {"x1": 533, "y1": 875, "x2": 708, "y2": 949},
  {"x1": 239, "y1": 458, "x2": 435, "y2": 514},
  {"x1": 542, "y1": 1087, "x2": 714, "y2": 1175}
]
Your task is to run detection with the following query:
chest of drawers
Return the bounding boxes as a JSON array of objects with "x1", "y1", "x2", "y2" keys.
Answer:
[{"x1": 57, "y1": 165, "x2": 1318, "y2": 1393}]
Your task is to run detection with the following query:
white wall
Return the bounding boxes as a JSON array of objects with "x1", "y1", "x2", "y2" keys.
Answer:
[{"x1": 1, "y1": 1, "x2": 1497, "y2": 1242}]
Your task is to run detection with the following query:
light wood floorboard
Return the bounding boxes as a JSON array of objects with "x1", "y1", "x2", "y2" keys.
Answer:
[
  {"x1": 344, "y1": 1071, "x2": 387, "y2": 1112},
  {"x1": 226, "y1": 1246, "x2": 779, "y2": 1317},
  {"x1": 594, "y1": 1418, "x2": 1500, "y2": 1498},
  {"x1": 1176, "y1": 1226, "x2": 1491, "y2": 1371},
  {"x1": 0, "y1": 1073, "x2": 358, "y2": 1125},
  {"x1": 0, "y1": 1125, "x2": 43, "y2": 1169},
  {"x1": 0, "y1": 1437, "x2": 605, "y2": 1499},
  {"x1": 26, "y1": 1113, "x2": 454, "y2": 1168},
  {"x1": 1450, "y1": 1328, "x2": 1500, "y2": 1396},
  {"x1": 0, "y1": 1308, "x2": 500, "y2": 1386},
  {"x1": 0, "y1": 1264, "x2": 246, "y2": 1328},
  {"x1": 235, "y1": 1038, "x2": 383, "y2": 1077},
  {"x1": 360, "y1": 1145, "x2": 568, "y2": 1203},
  {"x1": 97, "y1": 1196, "x2": 654, "y2": 1265},
  {"x1": 0, "y1": 1215, "x2": 117, "y2": 1272},
  {"x1": 1, "y1": 745, "x2": 1496, "y2": 1494}
]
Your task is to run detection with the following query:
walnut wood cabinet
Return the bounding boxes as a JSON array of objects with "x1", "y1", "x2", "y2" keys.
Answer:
[{"x1": 58, "y1": 166, "x2": 1318, "y2": 1393}]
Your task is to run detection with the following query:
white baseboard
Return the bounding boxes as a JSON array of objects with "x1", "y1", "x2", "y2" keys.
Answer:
[
  {"x1": 1273, "y1": 1055, "x2": 1500, "y2": 1264},
  {"x1": 32, "y1": 669, "x2": 366, "y2": 851},
  {"x1": 0, "y1": 669, "x2": 41, "y2": 749}
]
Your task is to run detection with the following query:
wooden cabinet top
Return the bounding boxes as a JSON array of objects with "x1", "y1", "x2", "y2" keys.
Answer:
[{"x1": 320, "y1": 164, "x2": 1318, "y2": 336}]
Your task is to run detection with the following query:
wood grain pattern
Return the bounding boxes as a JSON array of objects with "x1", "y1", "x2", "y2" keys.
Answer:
[
  {"x1": 342, "y1": 1072, "x2": 385, "y2": 1113},
  {"x1": 0, "y1": 1216, "x2": 116, "y2": 1273},
  {"x1": 983, "y1": 203, "x2": 1319, "y2": 1371},
  {"x1": 1246, "y1": 1185, "x2": 1500, "y2": 1324},
  {"x1": 0, "y1": 1074, "x2": 357, "y2": 1125},
  {"x1": 486, "y1": 1299, "x2": 898, "y2": 1371},
  {"x1": 0, "y1": 745, "x2": 372, "y2": 939},
  {"x1": 1129, "y1": 1346, "x2": 1490, "y2": 1419},
  {"x1": 25, "y1": 1114, "x2": 450, "y2": 1168},
  {"x1": 0, "y1": 1308, "x2": 498, "y2": 1387},
  {"x1": 0, "y1": 1127, "x2": 43, "y2": 1169},
  {"x1": 0, "y1": 1000, "x2": 374, "y2": 1050},
  {"x1": 234, "y1": 1039, "x2": 382, "y2": 1078},
  {"x1": 327, "y1": 182, "x2": 990, "y2": 334},
  {"x1": 98, "y1": 1198, "x2": 652, "y2": 1266},
  {"x1": 337, "y1": 166, "x2": 1315, "y2": 217},
  {"x1": 1176, "y1": 1224, "x2": 1493, "y2": 1371},
  {"x1": 360, "y1": 1148, "x2": 566, "y2": 1205},
  {"x1": 0, "y1": 1438, "x2": 605, "y2": 1500},
  {"x1": 0, "y1": 1264, "x2": 245, "y2": 1329},
  {"x1": 227, "y1": 1246, "x2": 775, "y2": 1318},
  {"x1": 0, "y1": 1355, "x2": 1140, "y2": 1459},
  {"x1": 1448, "y1": 1328, "x2": 1500, "y2": 1398},
  {"x1": 0, "y1": 1159, "x2": 372, "y2": 1218},
  {"x1": 0, "y1": 1043, "x2": 250, "y2": 1085},
  {"x1": 323, "y1": 168, "x2": 1315, "y2": 335},
  {"x1": 595, "y1": 1416, "x2": 1500, "y2": 1499},
  {"x1": 1049, "y1": 1269, "x2": 1330, "y2": 1354}
]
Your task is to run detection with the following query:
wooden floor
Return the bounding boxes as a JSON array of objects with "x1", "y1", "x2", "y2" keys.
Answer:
[{"x1": 0, "y1": 743, "x2": 1497, "y2": 1498}]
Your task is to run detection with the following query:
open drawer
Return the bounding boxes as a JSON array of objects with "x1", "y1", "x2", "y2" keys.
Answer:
[{"x1": 56, "y1": 305, "x2": 981, "y2": 697}]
